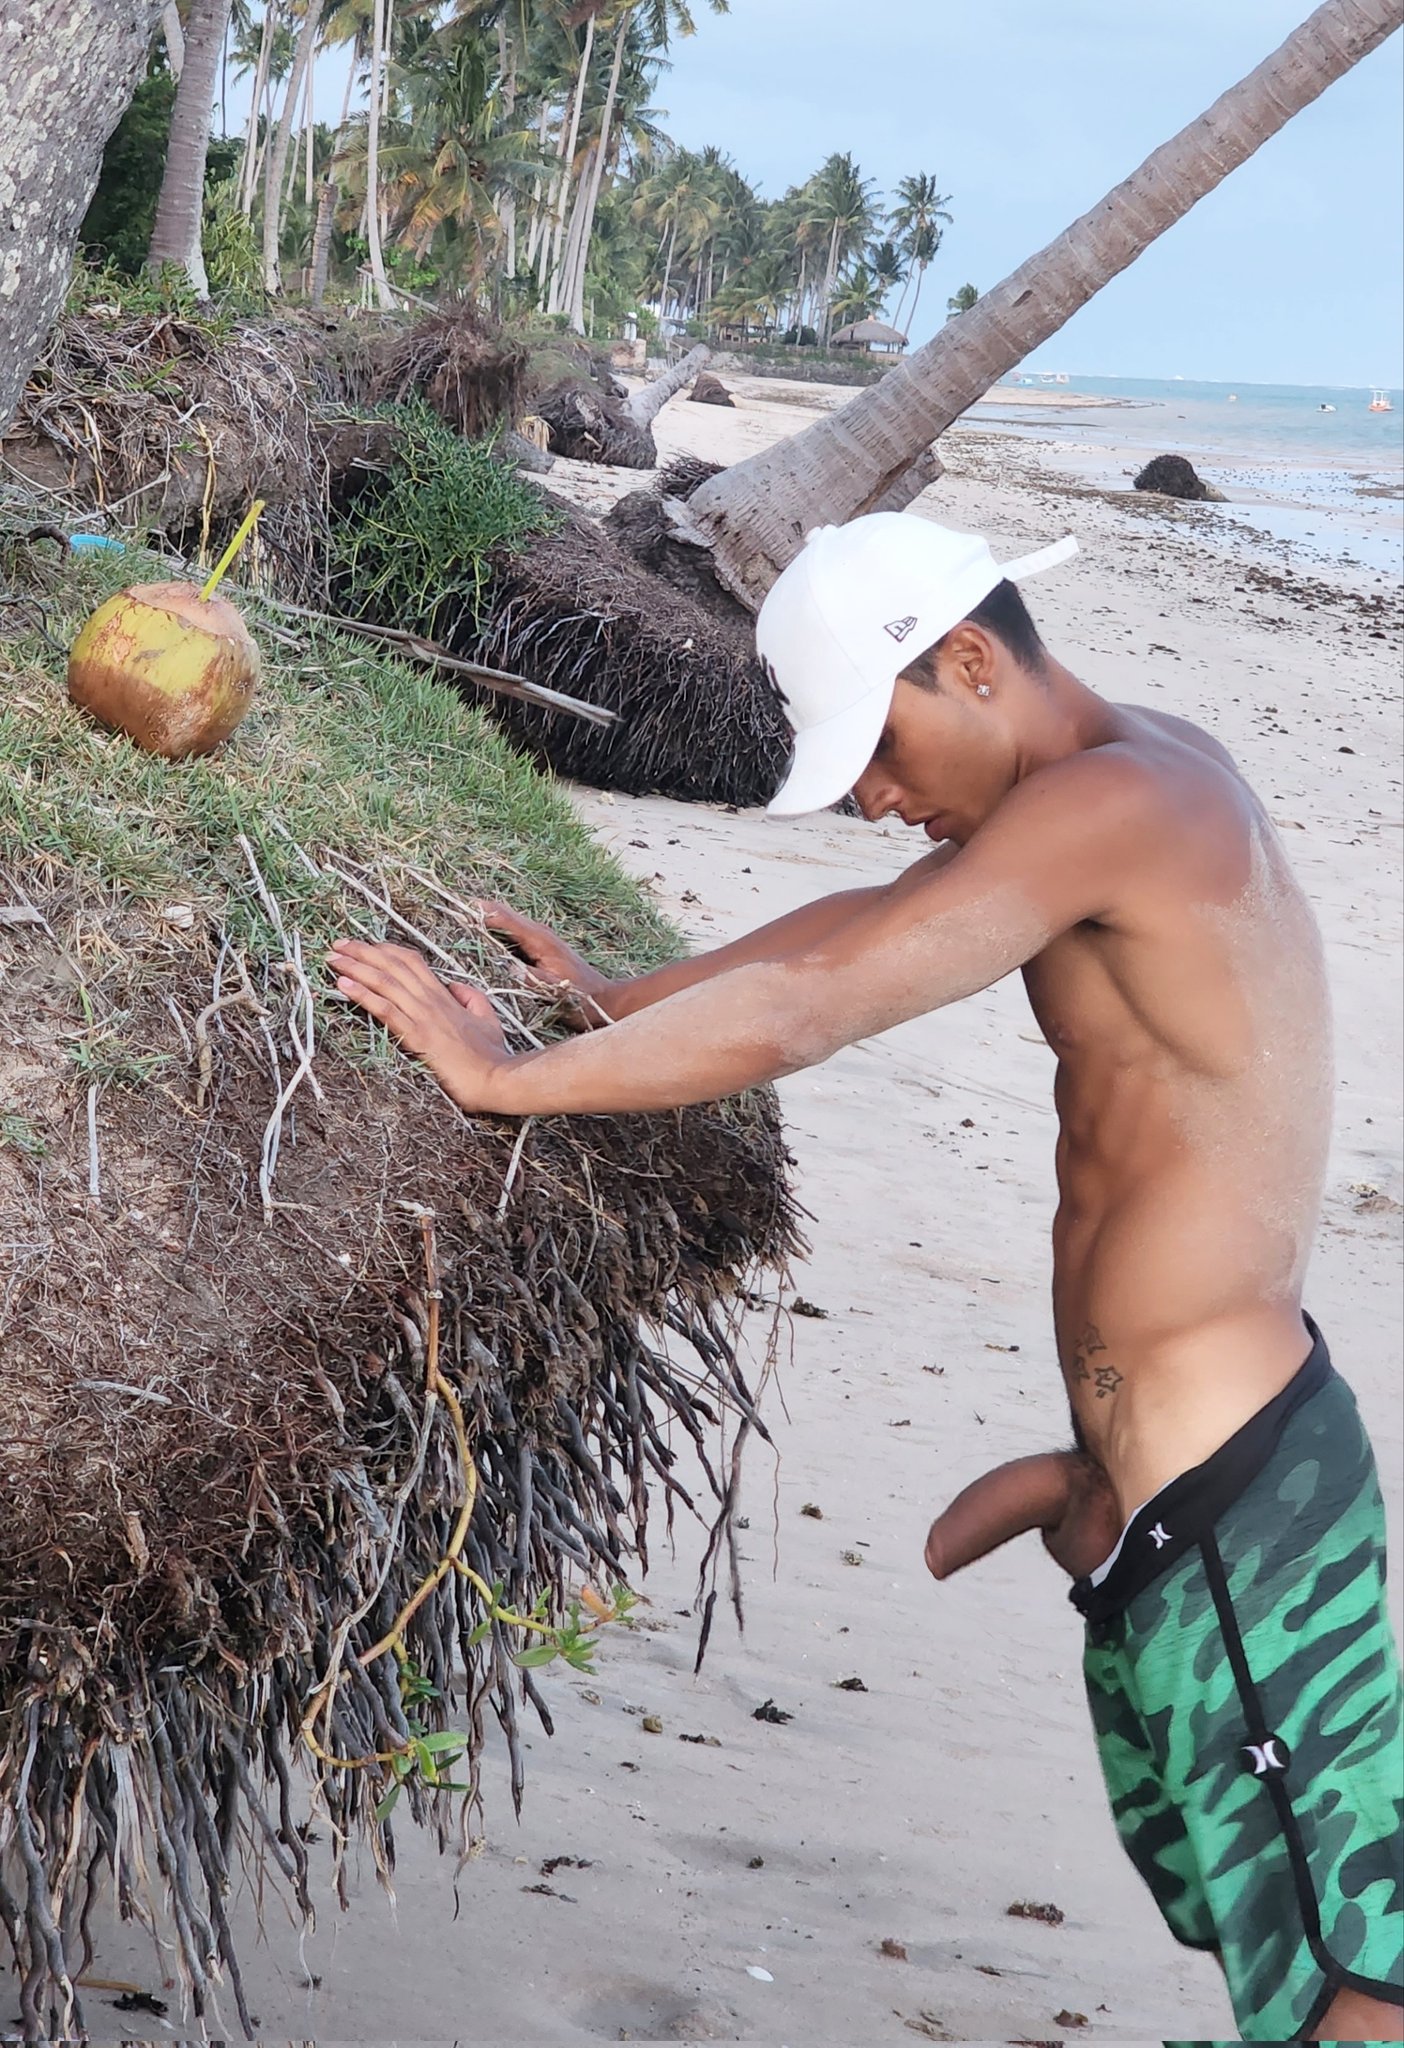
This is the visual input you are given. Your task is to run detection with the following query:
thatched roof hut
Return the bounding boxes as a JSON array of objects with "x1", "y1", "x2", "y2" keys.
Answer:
[
  {"x1": 0, "y1": 537, "x2": 797, "y2": 2035},
  {"x1": 830, "y1": 317, "x2": 908, "y2": 354}
]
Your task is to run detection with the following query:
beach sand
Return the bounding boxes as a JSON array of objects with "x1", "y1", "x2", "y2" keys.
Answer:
[{"x1": 82, "y1": 380, "x2": 1402, "y2": 2046}]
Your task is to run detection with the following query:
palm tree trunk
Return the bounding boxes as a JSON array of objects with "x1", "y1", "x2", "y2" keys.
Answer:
[
  {"x1": 904, "y1": 258, "x2": 927, "y2": 337},
  {"x1": 558, "y1": 143, "x2": 595, "y2": 331},
  {"x1": 303, "y1": 43, "x2": 315, "y2": 212},
  {"x1": 0, "y1": 0, "x2": 166, "y2": 434},
  {"x1": 147, "y1": 0, "x2": 236, "y2": 293},
  {"x1": 685, "y1": 0, "x2": 1403, "y2": 610},
  {"x1": 162, "y1": 2, "x2": 185, "y2": 77},
  {"x1": 364, "y1": 0, "x2": 395, "y2": 308},
  {"x1": 546, "y1": 13, "x2": 595, "y2": 315},
  {"x1": 523, "y1": 99, "x2": 551, "y2": 274},
  {"x1": 624, "y1": 342, "x2": 710, "y2": 428},
  {"x1": 262, "y1": 0, "x2": 322, "y2": 294},
  {"x1": 310, "y1": 35, "x2": 357, "y2": 307},
  {"x1": 657, "y1": 214, "x2": 676, "y2": 323},
  {"x1": 237, "y1": 2, "x2": 277, "y2": 213},
  {"x1": 566, "y1": 15, "x2": 627, "y2": 333}
]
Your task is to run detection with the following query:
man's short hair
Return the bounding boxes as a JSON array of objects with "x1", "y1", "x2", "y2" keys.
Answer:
[{"x1": 906, "y1": 578, "x2": 1047, "y2": 682}]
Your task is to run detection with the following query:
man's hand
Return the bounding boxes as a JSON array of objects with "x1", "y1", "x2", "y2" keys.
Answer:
[
  {"x1": 477, "y1": 900, "x2": 615, "y2": 1029},
  {"x1": 925, "y1": 1449, "x2": 1121, "y2": 1583},
  {"x1": 329, "y1": 939, "x2": 515, "y2": 1111}
]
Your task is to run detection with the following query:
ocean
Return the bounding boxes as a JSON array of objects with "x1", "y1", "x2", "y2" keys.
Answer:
[{"x1": 972, "y1": 375, "x2": 1404, "y2": 580}]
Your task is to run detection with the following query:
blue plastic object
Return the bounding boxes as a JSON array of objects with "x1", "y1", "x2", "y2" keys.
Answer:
[{"x1": 68, "y1": 534, "x2": 125, "y2": 552}]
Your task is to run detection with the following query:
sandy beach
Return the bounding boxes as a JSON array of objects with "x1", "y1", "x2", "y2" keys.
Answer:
[{"x1": 84, "y1": 379, "x2": 1402, "y2": 2046}]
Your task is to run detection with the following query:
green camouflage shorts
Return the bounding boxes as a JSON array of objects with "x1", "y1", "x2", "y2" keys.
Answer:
[{"x1": 1074, "y1": 1323, "x2": 1404, "y2": 2041}]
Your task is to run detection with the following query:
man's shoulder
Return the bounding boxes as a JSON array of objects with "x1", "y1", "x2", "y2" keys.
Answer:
[
  {"x1": 978, "y1": 733, "x2": 1252, "y2": 915},
  {"x1": 1115, "y1": 702, "x2": 1241, "y2": 774}
]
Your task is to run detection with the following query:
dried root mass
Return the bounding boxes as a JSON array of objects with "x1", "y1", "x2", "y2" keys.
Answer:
[{"x1": 0, "y1": 546, "x2": 798, "y2": 2037}]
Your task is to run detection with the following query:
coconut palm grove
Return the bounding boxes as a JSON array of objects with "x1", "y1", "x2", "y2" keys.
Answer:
[{"x1": 88, "y1": 0, "x2": 971, "y2": 347}]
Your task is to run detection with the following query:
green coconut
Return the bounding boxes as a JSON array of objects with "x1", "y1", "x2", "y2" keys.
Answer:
[{"x1": 67, "y1": 579, "x2": 261, "y2": 759}]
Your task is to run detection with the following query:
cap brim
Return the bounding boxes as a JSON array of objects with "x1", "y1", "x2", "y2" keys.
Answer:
[{"x1": 766, "y1": 683, "x2": 892, "y2": 817}]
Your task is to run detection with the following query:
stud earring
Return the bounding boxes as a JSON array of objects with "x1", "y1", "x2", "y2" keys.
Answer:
[{"x1": 976, "y1": 683, "x2": 991, "y2": 697}]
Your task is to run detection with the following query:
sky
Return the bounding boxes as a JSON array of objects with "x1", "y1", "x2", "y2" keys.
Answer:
[
  {"x1": 225, "y1": 1, "x2": 1404, "y2": 387},
  {"x1": 649, "y1": 0, "x2": 1404, "y2": 386}
]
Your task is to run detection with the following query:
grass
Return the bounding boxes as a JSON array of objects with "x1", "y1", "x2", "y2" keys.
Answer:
[
  {"x1": 0, "y1": 538, "x2": 679, "y2": 1068},
  {"x1": 327, "y1": 402, "x2": 560, "y2": 636}
]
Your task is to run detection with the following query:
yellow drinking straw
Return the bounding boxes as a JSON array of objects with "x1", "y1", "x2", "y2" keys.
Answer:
[{"x1": 200, "y1": 498, "x2": 266, "y2": 602}]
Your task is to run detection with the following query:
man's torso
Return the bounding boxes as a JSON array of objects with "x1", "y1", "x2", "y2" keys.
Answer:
[{"x1": 1017, "y1": 707, "x2": 1332, "y2": 1510}]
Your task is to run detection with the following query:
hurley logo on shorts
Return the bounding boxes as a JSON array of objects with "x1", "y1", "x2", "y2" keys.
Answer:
[{"x1": 1243, "y1": 1735, "x2": 1292, "y2": 1777}]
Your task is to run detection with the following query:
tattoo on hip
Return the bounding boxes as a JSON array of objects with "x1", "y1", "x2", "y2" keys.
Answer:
[{"x1": 1069, "y1": 1323, "x2": 1124, "y2": 1400}]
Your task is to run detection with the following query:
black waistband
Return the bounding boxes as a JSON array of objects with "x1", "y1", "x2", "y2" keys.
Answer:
[{"x1": 1070, "y1": 1317, "x2": 1332, "y2": 1627}]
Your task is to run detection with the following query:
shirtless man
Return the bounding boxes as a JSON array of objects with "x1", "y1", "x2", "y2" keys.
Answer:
[{"x1": 330, "y1": 513, "x2": 1403, "y2": 2042}]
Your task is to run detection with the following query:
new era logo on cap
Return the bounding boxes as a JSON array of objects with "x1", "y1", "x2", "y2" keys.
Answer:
[{"x1": 884, "y1": 615, "x2": 918, "y2": 642}]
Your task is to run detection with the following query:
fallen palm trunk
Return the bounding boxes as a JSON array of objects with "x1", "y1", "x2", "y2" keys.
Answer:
[
  {"x1": 0, "y1": 543, "x2": 799, "y2": 2037},
  {"x1": 624, "y1": 345, "x2": 712, "y2": 429}
]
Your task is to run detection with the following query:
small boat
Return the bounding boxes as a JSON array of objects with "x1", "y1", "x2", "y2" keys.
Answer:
[
  {"x1": 1319, "y1": 403, "x2": 1337, "y2": 412},
  {"x1": 1368, "y1": 389, "x2": 1394, "y2": 412}
]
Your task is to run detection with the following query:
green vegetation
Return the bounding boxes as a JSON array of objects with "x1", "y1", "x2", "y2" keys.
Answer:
[
  {"x1": 328, "y1": 404, "x2": 560, "y2": 636},
  {"x1": 81, "y1": 7, "x2": 955, "y2": 348}
]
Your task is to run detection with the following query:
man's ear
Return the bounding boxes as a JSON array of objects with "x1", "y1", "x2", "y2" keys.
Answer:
[{"x1": 937, "y1": 623, "x2": 999, "y2": 696}]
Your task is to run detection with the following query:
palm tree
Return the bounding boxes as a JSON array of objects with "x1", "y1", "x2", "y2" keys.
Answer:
[
  {"x1": 947, "y1": 281, "x2": 979, "y2": 318},
  {"x1": 310, "y1": 0, "x2": 371, "y2": 303},
  {"x1": 364, "y1": 0, "x2": 395, "y2": 304},
  {"x1": 802, "y1": 151, "x2": 879, "y2": 343},
  {"x1": 829, "y1": 260, "x2": 882, "y2": 327},
  {"x1": 866, "y1": 235, "x2": 908, "y2": 322},
  {"x1": 888, "y1": 171, "x2": 951, "y2": 334},
  {"x1": 262, "y1": 0, "x2": 325, "y2": 291},
  {"x1": 634, "y1": 150, "x2": 721, "y2": 325},
  {"x1": 375, "y1": 23, "x2": 545, "y2": 283},
  {"x1": 680, "y1": 0, "x2": 1404, "y2": 610},
  {"x1": 148, "y1": 0, "x2": 238, "y2": 291},
  {"x1": 564, "y1": 0, "x2": 732, "y2": 327}
]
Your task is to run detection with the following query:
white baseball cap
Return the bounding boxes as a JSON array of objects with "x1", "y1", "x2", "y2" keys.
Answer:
[{"x1": 756, "y1": 512, "x2": 1078, "y2": 816}]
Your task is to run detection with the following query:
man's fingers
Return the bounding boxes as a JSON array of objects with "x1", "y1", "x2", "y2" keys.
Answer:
[
  {"x1": 332, "y1": 970, "x2": 405, "y2": 1036},
  {"x1": 329, "y1": 940, "x2": 444, "y2": 1004},
  {"x1": 474, "y1": 899, "x2": 538, "y2": 941},
  {"x1": 448, "y1": 982, "x2": 498, "y2": 1024}
]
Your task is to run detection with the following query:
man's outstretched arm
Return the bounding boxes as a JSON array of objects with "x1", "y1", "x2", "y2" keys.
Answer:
[
  {"x1": 331, "y1": 754, "x2": 1151, "y2": 1116},
  {"x1": 481, "y1": 844, "x2": 961, "y2": 1025}
]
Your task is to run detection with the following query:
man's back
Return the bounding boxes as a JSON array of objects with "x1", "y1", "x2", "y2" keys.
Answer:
[{"x1": 1021, "y1": 707, "x2": 1333, "y2": 1508}]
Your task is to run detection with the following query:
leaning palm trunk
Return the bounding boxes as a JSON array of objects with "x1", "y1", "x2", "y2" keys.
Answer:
[
  {"x1": 262, "y1": 0, "x2": 323, "y2": 294},
  {"x1": 625, "y1": 344, "x2": 711, "y2": 429},
  {"x1": 363, "y1": 0, "x2": 395, "y2": 310},
  {"x1": 683, "y1": 0, "x2": 1403, "y2": 610},
  {"x1": 237, "y1": 1, "x2": 278, "y2": 213},
  {"x1": 546, "y1": 14, "x2": 595, "y2": 315},
  {"x1": 558, "y1": 145, "x2": 597, "y2": 335},
  {"x1": 0, "y1": 0, "x2": 165, "y2": 433},
  {"x1": 147, "y1": 0, "x2": 236, "y2": 293},
  {"x1": 566, "y1": 17, "x2": 628, "y2": 333},
  {"x1": 310, "y1": 48, "x2": 358, "y2": 308}
]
